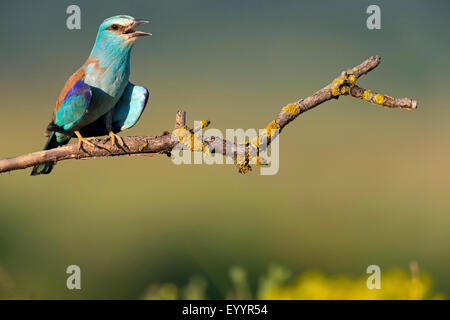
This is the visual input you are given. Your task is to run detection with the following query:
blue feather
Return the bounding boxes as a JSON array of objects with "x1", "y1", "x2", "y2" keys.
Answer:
[
  {"x1": 55, "y1": 80, "x2": 91, "y2": 131},
  {"x1": 79, "y1": 83, "x2": 149, "y2": 137}
]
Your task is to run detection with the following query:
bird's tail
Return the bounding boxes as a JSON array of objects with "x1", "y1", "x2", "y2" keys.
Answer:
[{"x1": 30, "y1": 132, "x2": 68, "y2": 176}]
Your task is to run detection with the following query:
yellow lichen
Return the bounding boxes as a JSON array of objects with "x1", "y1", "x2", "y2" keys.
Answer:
[
  {"x1": 332, "y1": 76, "x2": 345, "y2": 85},
  {"x1": 187, "y1": 132, "x2": 207, "y2": 152},
  {"x1": 172, "y1": 126, "x2": 210, "y2": 154},
  {"x1": 237, "y1": 153, "x2": 252, "y2": 174},
  {"x1": 239, "y1": 139, "x2": 250, "y2": 146},
  {"x1": 331, "y1": 87, "x2": 340, "y2": 96},
  {"x1": 201, "y1": 142, "x2": 211, "y2": 155},
  {"x1": 340, "y1": 86, "x2": 347, "y2": 94},
  {"x1": 172, "y1": 126, "x2": 189, "y2": 141},
  {"x1": 138, "y1": 143, "x2": 148, "y2": 152},
  {"x1": 238, "y1": 162, "x2": 252, "y2": 173},
  {"x1": 362, "y1": 90, "x2": 371, "y2": 100},
  {"x1": 251, "y1": 155, "x2": 268, "y2": 166},
  {"x1": 173, "y1": 128, "x2": 188, "y2": 142},
  {"x1": 265, "y1": 121, "x2": 280, "y2": 138},
  {"x1": 250, "y1": 136, "x2": 260, "y2": 149},
  {"x1": 375, "y1": 94, "x2": 385, "y2": 104},
  {"x1": 282, "y1": 103, "x2": 301, "y2": 116},
  {"x1": 200, "y1": 120, "x2": 210, "y2": 128},
  {"x1": 349, "y1": 75, "x2": 358, "y2": 86}
]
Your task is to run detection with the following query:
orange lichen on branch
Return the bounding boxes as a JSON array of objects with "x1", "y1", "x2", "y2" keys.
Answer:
[
  {"x1": 327, "y1": 62, "x2": 417, "y2": 110},
  {"x1": 350, "y1": 85, "x2": 417, "y2": 110},
  {"x1": 172, "y1": 124, "x2": 210, "y2": 154},
  {"x1": 330, "y1": 72, "x2": 359, "y2": 97},
  {"x1": 282, "y1": 103, "x2": 301, "y2": 116},
  {"x1": 264, "y1": 121, "x2": 281, "y2": 138}
]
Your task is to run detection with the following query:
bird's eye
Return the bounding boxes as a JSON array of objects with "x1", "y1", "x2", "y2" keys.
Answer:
[{"x1": 111, "y1": 24, "x2": 119, "y2": 30}]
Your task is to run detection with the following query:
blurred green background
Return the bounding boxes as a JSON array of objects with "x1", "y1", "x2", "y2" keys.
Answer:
[{"x1": 0, "y1": 0, "x2": 449, "y2": 299}]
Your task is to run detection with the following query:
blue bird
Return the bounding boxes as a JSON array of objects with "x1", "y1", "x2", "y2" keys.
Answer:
[{"x1": 31, "y1": 15, "x2": 150, "y2": 176}]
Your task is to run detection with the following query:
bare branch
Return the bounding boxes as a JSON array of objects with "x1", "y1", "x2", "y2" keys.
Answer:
[{"x1": 0, "y1": 56, "x2": 418, "y2": 174}]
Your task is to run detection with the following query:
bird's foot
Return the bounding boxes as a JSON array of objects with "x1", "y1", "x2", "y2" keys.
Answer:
[
  {"x1": 108, "y1": 131, "x2": 127, "y2": 150},
  {"x1": 74, "y1": 131, "x2": 99, "y2": 152}
]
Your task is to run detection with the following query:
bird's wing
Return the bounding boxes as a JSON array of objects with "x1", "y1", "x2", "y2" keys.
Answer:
[
  {"x1": 51, "y1": 64, "x2": 92, "y2": 131},
  {"x1": 53, "y1": 79, "x2": 91, "y2": 130},
  {"x1": 112, "y1": 82, "x2": 149, "y2": 130},
  {"x1": 77, "y1": 82, "x2": 149, "y2": 137}
]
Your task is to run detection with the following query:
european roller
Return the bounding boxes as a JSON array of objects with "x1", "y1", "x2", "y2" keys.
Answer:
[{"x1": 31, "y1": 15, "x2": 150, "y2": 176}]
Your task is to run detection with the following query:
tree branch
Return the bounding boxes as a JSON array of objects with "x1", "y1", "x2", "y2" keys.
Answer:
[{"x1": 0, "y1": 56, "x2": 417, "y2": 174}]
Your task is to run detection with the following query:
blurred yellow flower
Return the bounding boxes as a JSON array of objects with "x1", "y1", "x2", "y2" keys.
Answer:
[
  {"x1": 141, "y1": 264, "x2": 446, "y2": 300},
  {"x1": 260, "y1": 268, "x2": 446, "y2": 300}
]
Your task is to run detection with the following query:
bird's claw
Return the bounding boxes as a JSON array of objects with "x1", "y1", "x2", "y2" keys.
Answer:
[
  {"x1": 77, "y1": 137, "x2": 99, "y2": 152},
  {"x1": 108, "y1": 131, "x2": 127, "y2": 150},
  {"x1": 74, "y1": 130, "x2": 99, "y2": 152}
]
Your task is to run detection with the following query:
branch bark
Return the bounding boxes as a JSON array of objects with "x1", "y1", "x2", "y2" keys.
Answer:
[{"x1": 0, "y1": 56, "x2": 417, "y2": 174}]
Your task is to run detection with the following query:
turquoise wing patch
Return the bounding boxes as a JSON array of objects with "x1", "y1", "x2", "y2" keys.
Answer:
[
  {"x1": 54, "y1": 80, "x2": 92, "y2": 131},
  {"x1": 113, "y1": 83, "x2": 149, "y2": 130}
]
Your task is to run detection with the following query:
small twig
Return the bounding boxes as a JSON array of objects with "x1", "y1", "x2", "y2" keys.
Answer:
[{"x1": 174, "y1": 110, "x2": 186, "y2": 129}]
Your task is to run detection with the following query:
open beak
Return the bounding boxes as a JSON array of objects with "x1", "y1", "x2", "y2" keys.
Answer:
[{"x1": 125, "y1": 19, "x2": 151, "y2": 38}]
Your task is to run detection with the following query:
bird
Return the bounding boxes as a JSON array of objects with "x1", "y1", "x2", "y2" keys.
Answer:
[{"x1": 31, "y1": 15, "x2": 151, "y2": 176}]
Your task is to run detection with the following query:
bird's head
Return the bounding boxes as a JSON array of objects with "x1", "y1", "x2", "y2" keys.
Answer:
[{"x1": 97, "y1": 15, "x2": 151, "y2": 46}]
